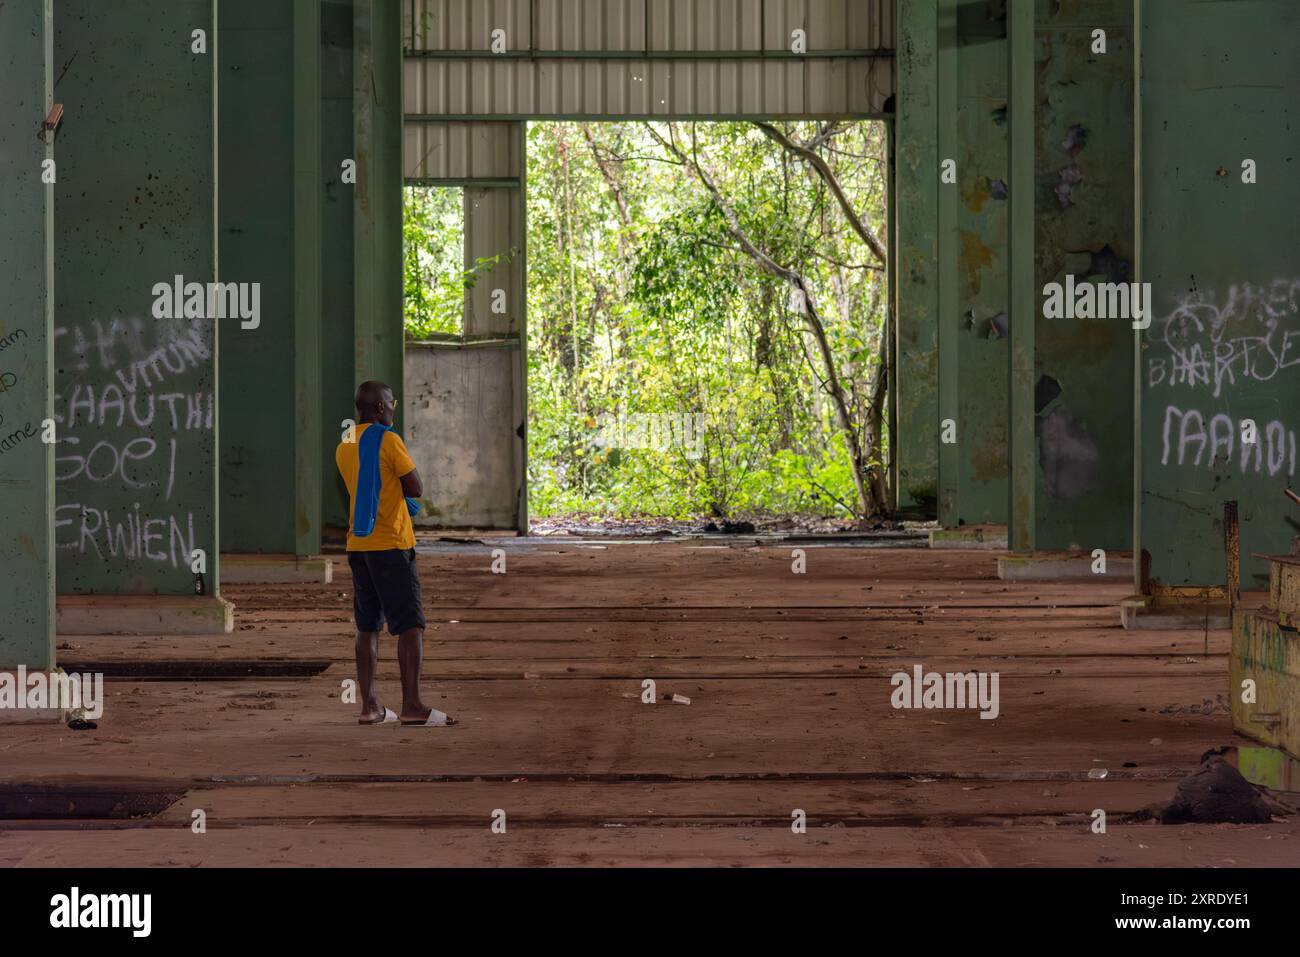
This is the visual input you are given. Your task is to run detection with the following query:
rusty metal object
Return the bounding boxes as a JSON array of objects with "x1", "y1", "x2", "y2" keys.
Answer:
[
  {"x1": 1224, "y1": 501, "x2": 1241, "y2": 609},
  {"x1": 37, "y1": 102, "x2": 63, "y2": 143}
]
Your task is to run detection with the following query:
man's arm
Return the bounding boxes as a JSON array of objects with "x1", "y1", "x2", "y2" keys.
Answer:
[
  {"x1": 385, "y1": 431, "x2": 422, "y2": 498},
  {"x1": 400, "y1": 468, "x2": 423, "y2": 499}
]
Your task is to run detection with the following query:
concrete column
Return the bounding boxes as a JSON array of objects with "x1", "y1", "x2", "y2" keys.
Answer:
[
  {"x1": 353, "y1": 0, "x2": 404, "y2": 424},
  {"x1": 1031, "y1": 1, "x2": 1134, "y2": 553},
  {"x1": 293, "y1": 0, "x2": 324, "y2": 558},
  {"x1": 321, "y1": 0, "x2": 355, "y2": 529},
  {"x1": 1006, "y1": 0, "x2": 1035, "y2": 554},
  {"x1": 0, "y1": 0, "x2": 55, "y2": 669},
  {"x1": 215, "y1": 0, "x2": 329, "y2": 582},
  {"x1": 53, "y1": 0, "x2": 230, "y2": 635},
  {"x1": 935, "y1": 0, "x2": 959, "y2": 528},
  {"x1": 1128, "y1": 0, "x2": 1300, "y2": 626},
  {"x1": 892, "y1": 0, "x2": 939, "y2": 516},
  {"x1": 218, "y1": 1, "x2": 298, "y2": 555}
]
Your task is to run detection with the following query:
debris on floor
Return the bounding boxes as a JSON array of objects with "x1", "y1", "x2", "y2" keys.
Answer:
[{"x1": 1145, "y1": 753, "x2": 1295, "y2": 824}]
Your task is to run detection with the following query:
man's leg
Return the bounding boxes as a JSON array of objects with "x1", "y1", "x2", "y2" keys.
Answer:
[
  {"x1": 396, "y1": 627, "x2": 430, "y2": 721},
  {"x1": 348, "y1": 552, "x2": 388, "y2": 723},
  {"x1": 378, "y1": 548, "x2": 453, "y2": 725},
  {"x1": 355, "y1": 629, "x2": 382, "y2": 721}
]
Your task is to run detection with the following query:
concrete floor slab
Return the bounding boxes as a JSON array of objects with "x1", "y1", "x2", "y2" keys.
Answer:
[
  {"x1": 220, "y1": 554, "x2": 335, "y2": 585},
  {"x1": 929, "y1": 525, "x2": 1008, "y2": 550},
  {"x1": 998, "y1": 552, "x2": 1134, "y2": 581},
  {"x1": 1121, "y1": 596, "x2": 1232, "y2": 631},
  {"x1": 4, "y1": 545, "x2": 1289, "y2": 866}
]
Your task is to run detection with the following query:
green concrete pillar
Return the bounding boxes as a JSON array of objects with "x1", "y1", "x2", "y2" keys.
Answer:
[
  {"x1": 0, "y1": 0, "x2": 55, "y2": 668},
  {"x1": 353, "y1": 0, "x2": 404, "y2": 424},
  {"x1": 218, "y1": 1, "x2": 297, "y2": 554},
  {"x1": 321, "y1": 0, "x2": 355, "y2": 528},
  {"x1": 1006, "y1": 0, "x2": 1035, "y2": 554},
  {"x1": 1137, "y1": 0, "x2": 1300, "y2": 589},
  {"x1": 952, "y1": 10, "x2": 1011, "y2": 529},
  {"x1": 893, "y1": 0, "x2": 939, "y2": 516},
  {"x1": 935, "y1": 0, "x2": 959, "y2": 527},
  {"x1": 53, "y1": 0, "x2": 221, "y2": 597},
  {"x1": 294, "y1": 0, "x2": 324, "y2": 556},
  {"x1": 1032, "y1": 2, "x2": 1134, "y2": 553},
  {"x1": 217, "y1": 0, "x2": 322, "y2": 557}
]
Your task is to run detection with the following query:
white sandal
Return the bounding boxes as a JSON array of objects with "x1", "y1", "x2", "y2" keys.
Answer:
[
  {"x1": 360, "y1": 706, "x2": 398, "y2": 725},
  {"x1": 401, "y1": 708, "x2": 457, "y2": 727}
]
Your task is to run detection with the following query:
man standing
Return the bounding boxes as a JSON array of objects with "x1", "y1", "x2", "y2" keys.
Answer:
[{"x1": 335, "y1": 380, "x2": 455, "y2": 727}]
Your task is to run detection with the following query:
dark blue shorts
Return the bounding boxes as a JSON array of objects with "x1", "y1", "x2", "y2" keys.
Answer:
[{"x1": 347, "y1": 548, "x2": 426, "y2": 636}]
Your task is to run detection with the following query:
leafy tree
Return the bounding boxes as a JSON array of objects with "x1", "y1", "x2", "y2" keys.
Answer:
[{"x1": 404, "y1": 121, "x2": 891, "y2": 521}]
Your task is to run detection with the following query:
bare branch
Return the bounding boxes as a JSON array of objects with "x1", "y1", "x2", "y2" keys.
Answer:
[{"x1": 752, "y1": 121, "x2": 887, "y2": 265}]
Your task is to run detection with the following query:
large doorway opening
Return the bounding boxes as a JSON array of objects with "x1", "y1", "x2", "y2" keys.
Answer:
[
  {"x1": 402, "y1": 120, "x2": 890, "y2": 533},
  {"x1": 526, "y1": 121, "x2": 890, "y2": 531}
]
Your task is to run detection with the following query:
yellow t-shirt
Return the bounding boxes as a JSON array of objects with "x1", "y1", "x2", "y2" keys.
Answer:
[{"x1": 336, "y1": 424, "x2": 418, "y2": 552}]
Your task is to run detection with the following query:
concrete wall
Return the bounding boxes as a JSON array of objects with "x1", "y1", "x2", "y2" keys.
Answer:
[
  {"x1": 53, "y1": 0, "x2": 219, "y2": 595},
  {"x1": 403, "y1": 123, "x2": 529, "y2": 532},
  {"x1": 0, "y1": 0, "x2": 55, "y2": 668},
  {"x1": 1138, "y1": 0, "x2": 1300, "y2": 589},
  {"x1": 405, "y1": 343, "x2": 521, "y2": 528}
]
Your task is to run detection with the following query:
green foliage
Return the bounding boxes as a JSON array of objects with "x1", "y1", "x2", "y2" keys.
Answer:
[
  {"x1": 402, "y1": 185, "x2": 464, "y2": 339},
  {"x1": 403, "y1": 121, "x2": 889, "y2": 520}
]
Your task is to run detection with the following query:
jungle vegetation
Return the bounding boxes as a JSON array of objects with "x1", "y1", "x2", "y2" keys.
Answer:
[{"x1": 403, "y1": 120, "x2": 890, "y2": 521}]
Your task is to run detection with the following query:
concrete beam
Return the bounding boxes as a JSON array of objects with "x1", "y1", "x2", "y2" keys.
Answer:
[
  {"x1": 57, "y1": 595, "x2": 234, "y2": 637},
  {"x1": 0, "y1": 0, "x2": 54, "y2": 670}
]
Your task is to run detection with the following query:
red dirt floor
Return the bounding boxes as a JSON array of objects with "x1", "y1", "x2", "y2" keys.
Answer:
[{"x1": 3, "y1": 542, "x2": 1297, "y2": 867}]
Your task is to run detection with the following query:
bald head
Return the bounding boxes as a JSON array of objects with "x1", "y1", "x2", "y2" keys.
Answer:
[{"x1": 355, "y1": 380, "x2": 396, "y2": 426}]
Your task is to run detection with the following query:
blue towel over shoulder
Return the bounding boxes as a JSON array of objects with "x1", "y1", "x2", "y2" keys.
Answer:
[{"x1": 353, "y1": 424, "x2": 421, "y2": 538}]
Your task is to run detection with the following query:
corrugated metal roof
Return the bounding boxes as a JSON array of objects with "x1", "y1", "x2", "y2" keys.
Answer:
[
  {"x1": 403, "y1": 0, "x2": 893, "y2": 133},
  {"x1": 404, "y1": 55, "x2": 888, "y2": 120},
  {"x1": 406, "y1": 0, "x2": 893, "y2": 53}
]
